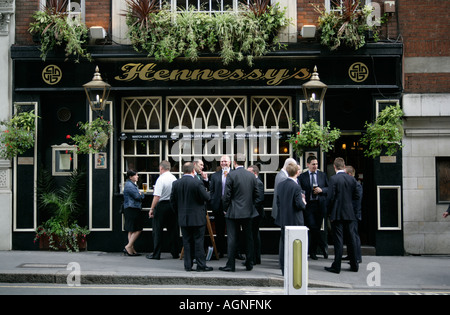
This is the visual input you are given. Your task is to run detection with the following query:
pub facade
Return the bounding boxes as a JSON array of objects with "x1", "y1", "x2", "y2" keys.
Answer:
[{"x1": 3, "y1": 0, "x2": 412, "y2": 255}]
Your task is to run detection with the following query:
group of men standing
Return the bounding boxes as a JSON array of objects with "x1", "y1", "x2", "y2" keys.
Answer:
[
  {"x1": 147, "y1": 153, "x2": 362, "y2": 275},
  {"x1": 274, "y1": 156, "x2": 362, "y2": 274},
  {"x1": 149, "y1": 154, "x2": 263, "y2": 272}
]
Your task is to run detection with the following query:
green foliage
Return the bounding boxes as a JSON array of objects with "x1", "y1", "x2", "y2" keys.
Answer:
[
  {"x1": 69, "y1": 117, "x2": 114, "y2": 154},
  {"x1": 0, "y1": 110, "x2": 39, "y2": 160},
  {"x1": 35, "y1": 169, "x2": 89, "y2": 252},
  {"x1": 287, "y1": 119, "x2": 341, "y2": 156},
  {"x1": 313, "y1": 0, "x2": 382, "y2": 51},
  {"x1": 361, "y1": 105, "x2": 404, "y2": 158},
  {"x1": 28, "y1": 10, "x2": 92, "y2": 62},
  {"x1": 125, "y1": 4, "x2": 290, "y2": 66}
]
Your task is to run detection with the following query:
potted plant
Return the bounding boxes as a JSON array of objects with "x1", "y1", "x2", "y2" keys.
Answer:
[
  {"x1": 35, "y1": 169, "x2": 89, "y2": 252},
  {"x1": 123, "y1": 0, "x2": 290, "y2": 66},
  {"x1": 312, "y1": 0, "x2": 382, "y2": 51},
  {"x1": 0, "y1": 110, "x2": 39, "y2": 160},
  {"x1": 360, "y1": 104, "x2": 404, "y2": 158},
  {"x1": 28, "y1": 0, "x2": 92, "y2": 62},
  {"x1": 287, "y1": 119, "x2": 341, "y2": 156},
  {"x1": 68, "y1": 116, "x2": 113, "y2": 154}
]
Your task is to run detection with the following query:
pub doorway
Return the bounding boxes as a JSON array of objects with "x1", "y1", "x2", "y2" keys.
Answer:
[{"x1": 324, "y1": 91, "x2": 376, "y2": 247}]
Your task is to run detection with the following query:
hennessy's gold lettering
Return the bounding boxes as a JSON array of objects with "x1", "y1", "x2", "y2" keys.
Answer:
[{"x1": 114, "y1": 63, "x2": 310, "y2": 86}]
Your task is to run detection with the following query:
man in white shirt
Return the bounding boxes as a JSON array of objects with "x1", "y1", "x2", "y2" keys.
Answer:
[{"x1": 147, "y1": 160, "x2": 178, "y2": 260}]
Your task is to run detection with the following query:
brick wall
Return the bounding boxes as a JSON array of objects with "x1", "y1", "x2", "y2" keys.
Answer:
[
  {"x1": 15, "y1": 0, "x2": 111, "y2": 46},
  {"x1": 398, "y1": 0, "x2": 450, "y2": 93}
]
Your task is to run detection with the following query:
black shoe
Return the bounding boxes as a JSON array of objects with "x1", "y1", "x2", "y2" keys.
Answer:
[
  {"x1": 324, "y1": 266, "x2": 340, "y2": 274},
  {"x1": 185, "y1": 267, "x2": 193, "y2": 272},
  {"x1": 350, "y1": 265, "x2": 359, "y2": 272},
  {"x1": 123, "y1": 248, "x2": 140, "y2": 257},
  {"x1": 146, "y1": 254, "x2": 160, "y2": 260},
  {"x1": 197, "y1": 266, "x2": 213, "y2": 272},
  {"x1": 245, "y1": 264, "x2": 253, "y2": 271},
  {"x1": 219, "y1": 266, "x2": 235, "y2": 272},
  {"x1": 310, "y1": 254, "x2": 318, "y2": 260}
]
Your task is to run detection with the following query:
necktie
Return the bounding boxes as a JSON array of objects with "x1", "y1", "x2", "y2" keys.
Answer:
[
  {"x1": 311, "y1": 172, "x2": 318, "y2": 200},
  {"x1": 222, "y1": 170, "x2": 228, "y2": 195}
]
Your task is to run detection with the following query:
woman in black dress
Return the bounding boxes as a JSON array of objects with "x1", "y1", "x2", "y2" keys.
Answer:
[{"x1": 123, "y1": 170, "x2": 145, "y2": 256}]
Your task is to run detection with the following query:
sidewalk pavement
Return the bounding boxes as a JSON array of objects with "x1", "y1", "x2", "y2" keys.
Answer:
[{"x1": 0, "y1": 250, "x2": 449, "y2": 290}]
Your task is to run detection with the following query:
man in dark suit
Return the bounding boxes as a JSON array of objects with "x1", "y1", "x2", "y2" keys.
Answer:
[
  {"x1": 325, "y1": 157, "x2": 361, "y2": 274},
  {"x1": 170, "y1": 162, "x2": 212, "y2": 272},
  {"x1": 298, "y1": 155, "x2": 329, "y2": 260},
  {"x1": 248, "y1": 164, "x2": 264, "y2": 265},
  {"x1": 220, "y1": 154, "x2": 263, "y2": 272},
  {"x1": 345, "y1": 165, "x2": 362, "y2": 263},
  {"x1": 209, "y1": 155, "x2": 231, "y2": 257},
  {"x1": 275, "y1": 162, "x2": 306, "y2": 274}
]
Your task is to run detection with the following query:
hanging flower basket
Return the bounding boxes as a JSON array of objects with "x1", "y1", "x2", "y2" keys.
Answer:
[
  {"x1": 287, "y1": 119, "x2": 341, "y2": 156},
  {"x1": 68, "y1": 117, "x2": 113, "y2": 154}
]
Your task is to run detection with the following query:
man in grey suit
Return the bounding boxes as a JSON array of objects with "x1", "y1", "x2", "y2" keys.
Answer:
[
  {"x1": 271, "y1": 158, "x2": 298, "y2": 220},
  {"x1": 220, "y1": 154, "x2": 263, "y2": 272},
  {"x1": 325, "y1": 157, "x2": 361, "y2": 274},
  {"x1": 275, "y1": 162, "x2": 306, "y2": 274},
  {"x1": 170, "y1": 162, "x2": 212, "y2": 272}
]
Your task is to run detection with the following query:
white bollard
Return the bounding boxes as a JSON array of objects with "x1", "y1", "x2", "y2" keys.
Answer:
[{"x1": 284, "y1": 226, "x2": 309, "y2": 295}]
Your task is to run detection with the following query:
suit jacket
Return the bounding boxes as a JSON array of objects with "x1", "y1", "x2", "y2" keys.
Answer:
[
  {"x1": 353, "y1": 182, "x2": 363, "y2": 221},
  {"x1": 222, "y1": 167, "x2": 262, "y2": 219},
  {"x1": 209, "y1": 170, "x2": 225, "y2": 215},
  {"x1": 170, "y1": 175, "x2": 210, "y2": 227},
  {"x1": 271, "y1": 169, "x2": 288, "y2": 219},
  {"x1": 298, "y1": 170, "x2": 329, "y2": 226},
  {"x1": 275, "y1": 178, "x2": 306, "y2": 228},
  {"x1": 326, "y1": 172, "x2": 360, "y2": 221},
  {"x1": 254, "y1": 178, "x2": 265, "y2": 217}
]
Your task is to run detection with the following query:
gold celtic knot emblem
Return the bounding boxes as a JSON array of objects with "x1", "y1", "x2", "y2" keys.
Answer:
[
  {"x1": 42, "y1": 65, "x2": 62, "y2": 85},
  {"x1": 348, "y1": 62, "x2": 369, "y2": 83}
]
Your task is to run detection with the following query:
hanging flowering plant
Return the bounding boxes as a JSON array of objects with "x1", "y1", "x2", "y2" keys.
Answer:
[
  {"x1": 0, "y1": 110, "x2": 39, "y2": 160},
  {"x1": 68, "y1": 117, "x2": 113, "y2": 154},
  {"x1": 287, "y1": 119, "x2": 341, "y2": 156}
]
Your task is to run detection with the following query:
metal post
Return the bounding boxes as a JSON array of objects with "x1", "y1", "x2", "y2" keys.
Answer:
[{"x1": 284, "y1": 226, "x2": 309, "y2": 295}]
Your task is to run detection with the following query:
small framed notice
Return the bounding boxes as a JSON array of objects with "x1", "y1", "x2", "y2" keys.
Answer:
[{"x1": 52, "y1": 143, "x2": 78, "y2": 176}]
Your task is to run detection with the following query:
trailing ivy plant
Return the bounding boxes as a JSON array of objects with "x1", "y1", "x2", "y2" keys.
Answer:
[
  {"x1": 28, "y1": 0, "x2": 92, "y2": 62},
  {"x1": 312, "y1": 0, "x2": 382, "y2": 51},
  {"x1": 360, "y1": 104, "x2": 404, "y2": 158},
  {"x1": 287, "y1": 119, "x2": 341, "y2": 156},
  {"x1": 124, "y1": 1, "x2": 290, "y2": 66}
]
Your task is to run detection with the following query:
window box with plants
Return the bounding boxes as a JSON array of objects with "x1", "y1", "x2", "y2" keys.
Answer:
[
  {"x1": 312, "y1": 0, "x2": 383, "y2": 51},
  {"x1": 28, "y1": 0, "x2": 92, "y2": 62},
  {"x1": 123, "y1": 0, "x2": 291, "y2": 66}
]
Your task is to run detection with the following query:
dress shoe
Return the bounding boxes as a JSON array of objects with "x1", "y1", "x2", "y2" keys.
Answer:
[
  {"x1": 197, "y1": 266, "x2": 213, "y2": 272},
  {"x1": 324, "y1": 266, "x2": 340, "y2": 274},
  {"x1": 123, "y1": 248, "x2": 140, "y2": 256},
  {"x1": 350, "y1": 265, "x2": 359, "y2": 272},
  {"x1": 245, "y1": 264, "x2": 253, "y2": 271},
  {"x1": 146, "y1": 254, "x2": 160, "y2": 260},
  {"x1": 310, "y1": 254, "x2": 318, "y2": 260},
  {"x1": 185, "y1": 267, "x2": 193, "y2": 272},
  {"x1": 219, "y1": 266, "x2": 235, "y2": 272}
]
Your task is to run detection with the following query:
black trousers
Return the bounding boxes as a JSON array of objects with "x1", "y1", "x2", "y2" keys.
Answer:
[
  {"x1": 181, "y1": 225, "x2": 206, "y2": 270},
  {"x1": 225, "y1": 218, "x2": 254, "y2": 269},
  {"x1": 152, "y1": 200, "x2": 179, "y2": 258},
  {"x1": 330, "y1": 220, "x2": 359, "y2": 272}
]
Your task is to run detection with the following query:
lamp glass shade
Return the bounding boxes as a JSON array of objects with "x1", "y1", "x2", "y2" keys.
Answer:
[
  {"x1": 83, "y1": 66, "x2": 111, "y2": 111},
  {"x1": 302, "y1": 66, "x2": 327, "y2": 112}
]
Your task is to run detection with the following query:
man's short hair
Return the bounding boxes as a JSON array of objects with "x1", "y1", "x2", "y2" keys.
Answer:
[
  {"x1": 183, "y1": 162, "x2": 194, "y2": 174},
  {"x1": 307, "y1": 155, "x2": 318, "y2": 164},
  {"x1": 334, "y1": 157, "x2": 346, "y2": 170},
  {"x1": 160, "y1": 160, "x2": 171, "y2": 170},
  {"x1": 345, "y1": 165, "x2": 355, "y2": 176},
  {"x1": 248, "y1": 164, "x2": 260, "y2": 175},
  {"x1": 286, "y1": 163, "x2": 298, "y2": 177},
  {"x1": 234, "y1": 153, "x2": 246, "y2": 166}
]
